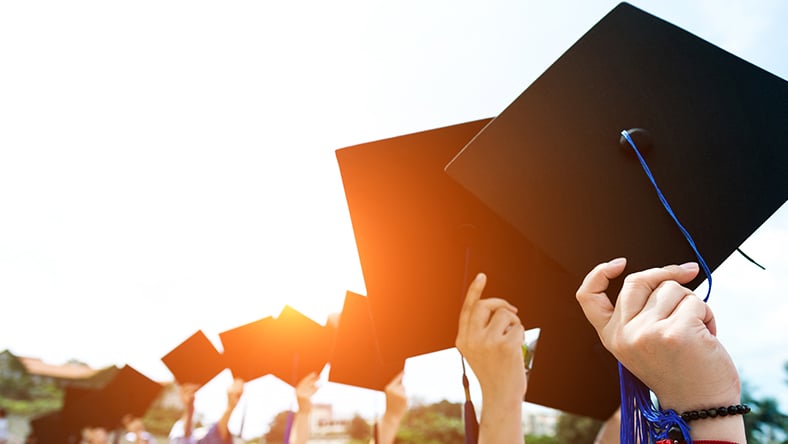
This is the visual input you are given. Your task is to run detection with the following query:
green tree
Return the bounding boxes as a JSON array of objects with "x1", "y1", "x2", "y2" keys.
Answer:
[
  {"x1": 0, "y1": 351, "x2": 36, "y2": 400},
  {"x1": 347, "y1": 414, "x2": 373, "y2": 441},
  {"x1": 395, "y1": 400, "x2": 464, "y2": 444},
  {"x1": 553, "y1": 413, "x2": 602, "y2": 444},
  {"x1": 741, "y1": 379, "x2": 788, "y2": 443},
  {"x1": 524, "y1": 434, "x2": 559, "y2": 444}
]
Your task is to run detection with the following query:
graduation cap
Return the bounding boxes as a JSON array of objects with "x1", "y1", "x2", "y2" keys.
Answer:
[
  {"x1": 445, "y1": 2, "x2": 788, "y2": 296},
  {"x1": 266, "y1": 305, "x2": 334, "y2": 387},
  {"x1": 336, "y1": 119, "x2": 619, "y2": 419},
  {"x1": 63, "y1": 365, "x2": 163, "y2": 429},
  {"x1": 30, "y1": 386, "x2": 102, "y2": 441},
  {"x1": 328, "y1": 291, "x2": 405, "y2": 392},
  {"x1": 162, "y1": 330, "x2": 226, "y2": 387},
  {"x1": 29, "y1": 410, "x2": 74, "y2": 443},
  {"x1": 220, "y1": 308, "x2": 334, "y2": 387},
  {"x1": 219, "y1": 315, "x2": 277, "y2": 382}
]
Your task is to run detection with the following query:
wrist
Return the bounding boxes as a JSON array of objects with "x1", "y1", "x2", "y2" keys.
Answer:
[
  {"x1": 683, "y1": 412, "x2": 746, "y2": 443},
  {"x1": 480, "y1": 388, "x2": 522, "y2": 417},
  {"x1": 656, "y1": 402, "x2": 747, "y2": 444},
  {"x1": 297, "y1": 400, "x2": 313, "y2": 413},
  {"x1": 656, "y1": 386, "x2": 740, "y2": 415},
  {"x1": 480, "y1": 381, "x2": 525, "y2": 409},
  {"x1": 381, "y1": 409, "x2": 405, "y2": 425}
]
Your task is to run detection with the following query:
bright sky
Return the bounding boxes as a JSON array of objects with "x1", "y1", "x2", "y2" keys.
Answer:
[{"x1": 1, "y1": 0, "x2": 786, "y2": 439}]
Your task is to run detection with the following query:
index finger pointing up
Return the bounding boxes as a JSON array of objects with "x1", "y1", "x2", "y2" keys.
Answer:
[{"x1": 459, "y1": 272, "x2": 487, "y2": 330}]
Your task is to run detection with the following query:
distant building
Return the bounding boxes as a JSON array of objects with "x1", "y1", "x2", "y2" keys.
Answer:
[
  {"x1": 304, "y1": 403, "x2": 357, "y2": 443},
  {"x1": 522, "y1": 407, "x2": 559, "y2": 436},
  {"x1": 153, "y1": 381, "x2": 183, "y2": 411}
]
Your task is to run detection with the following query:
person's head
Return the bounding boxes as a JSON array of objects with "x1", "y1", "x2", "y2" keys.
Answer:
[
  {"x1": 0, "y1": 407, "x2": 6, "y2": 418},
  {"x1": 122, "y1": 414, "x2": 145, "y2": 433},
  {"x1": 82, "y1": 427, "x2": 110, "y2": 444}
]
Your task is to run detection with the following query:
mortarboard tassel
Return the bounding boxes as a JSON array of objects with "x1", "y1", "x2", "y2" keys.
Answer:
[
  {"x1": 362, "y1": 281, "x2": 393, "y2": 444},
  {"x1": 462, "y1": 370, "x2": 479, "y2": 444},
  {"x1": 282, "y1": 410, "x2": 295, "y2": 444},
  {"x1": 617, "y1": 129, "x2": 715, "y2": 444},
  {"x1": 458, "y1": 236, "x2": 479, "y2": 444},
  {"x1": 619, "y1": 129, "x2": 713, "y2": 303}
]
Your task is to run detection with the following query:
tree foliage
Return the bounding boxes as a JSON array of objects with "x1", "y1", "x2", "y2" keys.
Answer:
[
  {"x1": 394, "y1": 400, "x2": 464, "y2": 444},
  {"x1": 553, "y1": 413, "x2": 602, "y2": 444},
  {"x1": 347, "y1": 414, "x2": 372, "y2": 441},
  {"x1": 742, "y1": 377, "x2": 788, "y2": 443},
  {"x1": 524, "y1": 434, "x2": 559, "y2": 444}
]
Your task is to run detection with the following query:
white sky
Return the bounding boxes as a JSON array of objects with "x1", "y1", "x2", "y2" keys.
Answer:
[{"x1": 1, "y1": 0, "x2": 786, "y2": 439}]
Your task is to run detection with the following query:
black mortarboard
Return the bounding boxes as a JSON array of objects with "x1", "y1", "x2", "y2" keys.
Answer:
[
  {"x1": 219, "y1": 315, "x2": 277, "y2": 382},
  {"x1": 336, "y1": 119, "x2": 619, "y2": 419},
  {"x1": 162, "y1": 330, "x2": 226, "y2": 387},
  {"x1": 266, "y1": 305, "x2": 333, "y2": 387},
  {"x1": 64, "y1": 365, "x2": 163, "y2": 429},
  {"x1": 328, "y1": 291, "x2": 405, "y2": 392},
  {"x1": 445, "y1": 2, "x2": 787, "y2": 295},
  {"x1": 27, "y1": 386, "x2": 103, "y2": 442},
  {"x1": 29, "y1": 411, "x2": 74, "y2": 443},
  {"x1": 28, "y1": 385, "x2": 94, "y2": 443}
]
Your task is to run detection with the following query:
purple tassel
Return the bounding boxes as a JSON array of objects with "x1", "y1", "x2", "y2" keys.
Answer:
[{"x1": 283, "y1": 410, "x2": 294, "y2": 444}]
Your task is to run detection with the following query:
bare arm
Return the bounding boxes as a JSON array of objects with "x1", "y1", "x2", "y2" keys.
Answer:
[
  {"x1": 290, "y1": 372, "x2": 319, "y2": 444},
  {"x1": 577, "y1": 259, "x2": 746, "y2": 443},
  {"x1": 216, "y1": 378, "x2": 244, "y2": 441},
  {"x1": 455, "y1": 273, "x2": 526, "y2": 444},
  {"x1": 374, "y1": 370, "x2": 407, "y2": 444},
  {"x1": 594, "y1": 407, "x2": 620, "y2": 444},
  {"x1": 177, "y1": 384, "x2": 198, "y2": 438}
]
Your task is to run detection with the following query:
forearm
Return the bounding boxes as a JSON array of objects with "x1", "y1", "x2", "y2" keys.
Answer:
[
  {"x1": 594, "y1": 409, "x2": 620, "y2": 444},
  {"x1": 375, "y1": 411, "x2": 404, "y2": 444},
  {"x1": 182, "y1": 407, "x2": 194, "y2": 438},
  {"x1": 289, "y1": 408, "x2": 311, "y2": 444},
  {"x1": 478, "y1": 392, "x2": 522, "y2": 444},
  {"x1": 216, "y1": 406, "x2": 235, "y2": 441}
]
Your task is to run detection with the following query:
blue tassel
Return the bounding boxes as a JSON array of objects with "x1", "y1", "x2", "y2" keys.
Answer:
[
  {"x1": 620, "y1": 130, "x2": 712, "y2": 302},
  {"x1": 618, "y1": 363, "x2": 692, "y2": 443},
  {"x1": 618, "y1": 129, "x2": 712, "y2": 443}
]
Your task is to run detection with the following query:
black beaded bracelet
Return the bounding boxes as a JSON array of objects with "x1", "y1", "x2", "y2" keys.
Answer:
[{"x1": 679, "y1": 404, "x2": 751, "y2": 422}]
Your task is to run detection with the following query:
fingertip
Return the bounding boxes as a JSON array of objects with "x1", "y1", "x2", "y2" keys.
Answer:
[
  {"x1": 605, "y1": 257, "x2": 627, "y2": 275},
  {"x1": 463, "y1": 272, "x2": 487, "y2": 303},
  {"x1": 679, "y1": 261, "x2": 699, "y2": 272},
  {"x1": 668, "y1": 261, "x2": 700, "y2": 284},
  {"x1": 577, "y1": 258, "x2": 625, "y2": 299}
]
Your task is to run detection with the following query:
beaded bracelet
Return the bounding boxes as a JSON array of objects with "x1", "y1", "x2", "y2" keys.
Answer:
[
  {"x1": 654, "y1": 405, "x2": 750, "y2": 444},
  {"x1": 679, "y1": 404, "x2": 751, "y2": 422}
]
